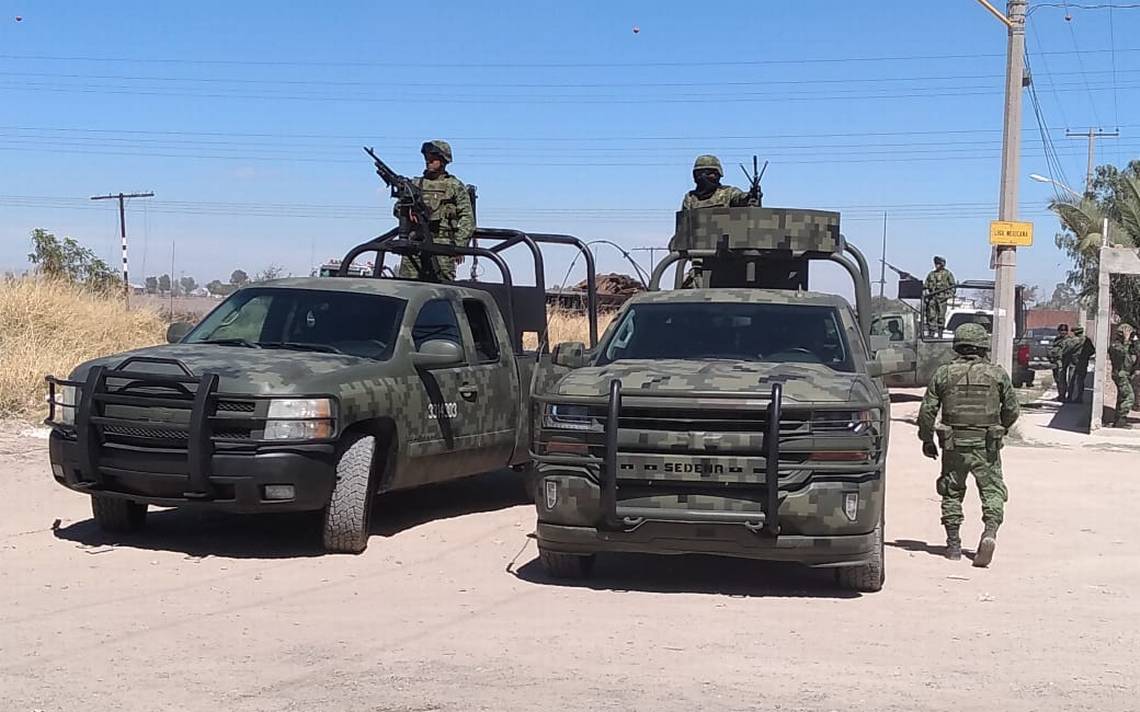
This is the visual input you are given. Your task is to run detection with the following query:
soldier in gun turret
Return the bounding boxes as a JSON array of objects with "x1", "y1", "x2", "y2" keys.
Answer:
[
  {"x1": 398, "y1": 140, "x2": 475, "y2": 280},
  {"x1": 681, "y1": 155, "x2": 759, "y2": 210},
  {"x1": 923, "y1": 256, "x2": 957, "y2": 337}
]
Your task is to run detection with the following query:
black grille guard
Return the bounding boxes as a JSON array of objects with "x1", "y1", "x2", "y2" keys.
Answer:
[{"x1": 45, "y1": 356, "x2": 338, "y2": 500}]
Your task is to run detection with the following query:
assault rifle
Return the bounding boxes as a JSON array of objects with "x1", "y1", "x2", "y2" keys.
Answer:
[
  {"x1": 739, "y1": 155, "x2": 768, "y2": 207},
  {"x1": 363, "y1": 146, "x2": 438, "y2": 279}
]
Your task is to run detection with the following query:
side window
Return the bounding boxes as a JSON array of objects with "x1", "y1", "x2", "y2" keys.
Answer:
[
  {"x1": 463, "y1": 299, "x2": 501, "y2": 362},
  {"x1": 413, "y1": 299, "x2": 463, "y2": 351}
]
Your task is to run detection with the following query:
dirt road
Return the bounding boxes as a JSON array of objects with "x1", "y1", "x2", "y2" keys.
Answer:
[{"x1": 2, "y1": 399, "x2": 1136, "y2": 712}]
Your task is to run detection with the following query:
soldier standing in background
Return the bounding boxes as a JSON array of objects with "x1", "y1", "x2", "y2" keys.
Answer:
[
  {"x1": 1108, "y1": 325, "x2": 1136, "y2": 428},
  {"x1": 398, "y1": 140, "x2": 474, "y2": 280},
  {"x1": 1063, "y1": 325, "x2": 1095, "y2": 403},
  {"x1": 923, "y1": 256, "x2": 957, "y2": 338},
  {"x1": 918, "y1": 323, "x2": 1019, "y2": 568},
  {"x1": 1048, "y1": 323, "x2": 1070, "y2": 403}
]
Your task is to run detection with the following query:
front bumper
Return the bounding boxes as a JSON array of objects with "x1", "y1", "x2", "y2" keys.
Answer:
[
  {"x1": 532, "y1": 381, "x2": 885, "y2": 566},
  {"x1": 49, "y1": 430, "x2": 336, "y2": 512},
  {"x1": 537, "y1": 522, "x2": 879, "y2": 567}
]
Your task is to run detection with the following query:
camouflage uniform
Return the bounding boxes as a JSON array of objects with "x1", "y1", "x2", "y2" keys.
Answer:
[
  {"x1": 1062, "y1": 326, "x2": 1095, "y2": 403},
  {"x1": 918, "y1": 323, "x2": 1019, "y2": 567},
  {"x1": 398, "y1": 140, "x2": 475, "y2": 281},
  {"x1": 1047, "y1": 326, "x2": 1070, "y2": 402},
  {"x1": 1109, "y1": 326, "x2": 1135, "y2": 427},
  {"x1": 680, "y1": 155, "x2": 757, "y2": 211},
  {"x1": 923, "y1": 258, "x2": 957, "y2": 337}
]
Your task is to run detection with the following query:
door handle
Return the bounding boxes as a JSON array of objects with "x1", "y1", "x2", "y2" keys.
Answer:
[{"x1": 458, "y1": 384, "x2": 479, "y2": 401}]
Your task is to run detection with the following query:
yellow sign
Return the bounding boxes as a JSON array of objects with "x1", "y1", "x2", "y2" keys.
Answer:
[{"x1": 989, "y1": 220, "x2": 1033, "y2": 246}]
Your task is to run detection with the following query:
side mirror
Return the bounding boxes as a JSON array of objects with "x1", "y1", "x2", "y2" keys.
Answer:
[
  {"x1": 166, "y1": 321, "x2": 193, "y2": 343},
  {"x1": 868, "y1": 347, "x2": 911, "y2": 378},
  {"x1": 411, "y1": 339, "x2": 464, "y2": 368},
  {"x1": 552, "y1": 341, "x2": 588, "y2": 369},
  {"x1": 868, "y1": 334, "x2": 891, "y2": 353}
]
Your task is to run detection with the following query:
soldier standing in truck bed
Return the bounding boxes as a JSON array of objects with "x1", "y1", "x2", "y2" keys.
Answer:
[
  {"x1": 923, "y1": 256, "x2": 957, "y2": 337},
  {"x1": 398, "y1": 140, "x2": 474, "y2": 281}
]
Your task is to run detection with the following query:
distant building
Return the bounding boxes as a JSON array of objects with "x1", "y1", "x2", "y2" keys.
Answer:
[
  {"x1": 317, "y1": 258, "x2": 373, "y2": 278},
  {"x1": 1026, "y1": 308, "x2": 1080, "y2": 329}
]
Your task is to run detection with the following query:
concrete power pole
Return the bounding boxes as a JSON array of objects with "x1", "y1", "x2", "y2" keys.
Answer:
[
  {"x1": 1066, "y1": 128, "x2": 1120, "y2": 195},
  {"x1": 90, "y1": 191, "x2": 155, "y2": 306},
  {"x1": 979, "y1": 0, "x2": 1027, "y2": 377}
]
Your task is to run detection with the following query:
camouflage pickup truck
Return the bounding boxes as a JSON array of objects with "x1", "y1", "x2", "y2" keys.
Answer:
[
  {"x1": 530, "y1": 207, "x2": 908, "y2": 592},
  {"x1": 45, "y1": 228, "x2": 599, "y2": 553}
]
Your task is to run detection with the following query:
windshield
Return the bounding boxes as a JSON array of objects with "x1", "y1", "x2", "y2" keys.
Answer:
[
  {"x1": 185, "y1": 287, "x2": 406, "y2": 360},
  {"x1": 597, "y1": 302, "x2": 854, "y2": 371}
]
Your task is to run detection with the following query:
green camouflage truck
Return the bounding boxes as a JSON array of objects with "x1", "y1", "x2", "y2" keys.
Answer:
[
  {"x1": 45, "y1": 228, "x2": 600, "y2": 553},
  {"x1": 871, "y1": 273, "x2": 1034, "y2": 388},
  {"x1": 530, "y1": 207, "x2": 908, "y2": 592}
]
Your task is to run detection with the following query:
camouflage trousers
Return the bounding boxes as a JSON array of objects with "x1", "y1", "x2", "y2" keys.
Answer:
[
  {"x1": 937, "y1": 445, "x2": 1007, "y2": 527},
  {"x1": 398, "y1": 254, "x2": 457, "y2": 281},
  {"x1": 925, "y1": 298, "x2": 948, "y2": 336},
  {"x1": 1113, "y1": 371, "x2": 1134, "y2": 424}
]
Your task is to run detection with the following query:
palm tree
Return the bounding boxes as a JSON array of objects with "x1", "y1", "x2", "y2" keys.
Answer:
[{"x1": 1049, "y1": 170, "x2": 1140, "y2": 327}]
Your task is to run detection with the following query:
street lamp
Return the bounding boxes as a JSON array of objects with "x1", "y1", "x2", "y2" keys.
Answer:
[{"x1": 1029, "y1": 173, "x2": 1082, "y2": 199}]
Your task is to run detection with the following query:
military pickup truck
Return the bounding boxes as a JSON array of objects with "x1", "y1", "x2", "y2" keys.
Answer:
[
  {"x1": 530, "y1": 207, "x2": 907, "y2": 592},
  {"x1": 45, "y1": 227, "x2": 599, "y2": 553},
  {"x1": 871, "y1": 278, "x2": 1034, "y2": 388}
]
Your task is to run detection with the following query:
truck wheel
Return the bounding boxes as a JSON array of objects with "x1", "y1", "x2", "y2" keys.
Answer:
[
  {"x1": 91, "y1": 495, "x2": 147, "y2": 533},
  {"x1": 538, "y1": 546, "x2": 595, "y2": 579},
  {"x1": 835, "y1": 522, "x2": 885, "y2": 593},
  {"x1": 322, "y1": 434, "x2": 377, "y2": 554}
]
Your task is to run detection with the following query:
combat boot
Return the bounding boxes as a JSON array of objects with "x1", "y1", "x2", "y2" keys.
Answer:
[
  {"x1": 944, "y1": 526, "x2": 962, "y2": 560},
  {"x1": 973, "y1": 524, "x2": 999, "y2": 568}
]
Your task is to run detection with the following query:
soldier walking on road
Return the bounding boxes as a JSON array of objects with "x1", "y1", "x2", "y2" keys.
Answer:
[
  {"x1": 1048, "y1": 323, "x2": 1070, "y2": 403},
  {"x1": 918, "y1": 323, "x2": 1020, "y2": 568},
  {"x1": 923, "y1": 256, "x2": 957, "y2": 338},
  {"x1": 1109, "y1": 325, "x2": 1136, "y2": 428},
  {"x1": 398, "y1": 140, "x2": 474, "y2": 281},
  {"x1": 1063, "y1": 325, "x2": 1095, "y2": 403}
]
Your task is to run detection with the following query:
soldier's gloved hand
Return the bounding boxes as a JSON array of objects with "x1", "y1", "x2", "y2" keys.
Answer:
[{"x1": 922, "y1": 441, "x2": 939, "y2": 459}]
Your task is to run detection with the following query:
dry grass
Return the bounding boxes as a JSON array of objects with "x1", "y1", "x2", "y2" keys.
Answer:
[
  {"x1": 524, "y1": 308, "x2": 617, "y2": 350},
  {"x1": 0, "y1": 278, "x2": 166, "y2": 418}
]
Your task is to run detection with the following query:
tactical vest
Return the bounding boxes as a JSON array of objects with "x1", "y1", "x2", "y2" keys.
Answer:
[
  {"x1": 415, "y1": 175, "x2": 461, "y2": 237},
  {"x1": 941, "y1": 360, "x2": 1002, "y2": 428},
  {"x1": 683, "y1": 186, "x2": 740, "y2": 210}
]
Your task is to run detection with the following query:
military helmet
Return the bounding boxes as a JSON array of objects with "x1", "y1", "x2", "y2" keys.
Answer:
[
  {"x1": 692, "y1": 154, "x2": 723, "y2": 177},
  {"x1": 934, "y1": 255, "x2": 946, "y2": 266},
  {"x1": 1114, "y1": 324, "x2": 1127, "y2": 337},
  {"x1": 421, "y1": 139, "x2": 453, "y2": 163},
  {"x1": 953, "y1": 322, "x2": 990, "y2": 352},
  {"x1": 1073, "y1": 325, "x2": 1085, "y2": 336}
]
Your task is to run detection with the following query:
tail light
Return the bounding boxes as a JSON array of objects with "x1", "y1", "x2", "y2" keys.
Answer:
[{"x1": 1017, "y1": 344, "x2": 1030, "y2": 367}]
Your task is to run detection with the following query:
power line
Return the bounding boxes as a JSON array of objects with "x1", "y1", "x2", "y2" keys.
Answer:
[
  {"x1": 2, "y1": 46, "x2": 1139, "y2": 68},
  {"x1": 1063, "y1": 3, "x2": 1105, "y2": 125}
]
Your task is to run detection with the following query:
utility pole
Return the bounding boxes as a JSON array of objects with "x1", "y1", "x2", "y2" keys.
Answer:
[
  {"x1": 977, "y1": 0, "x2": 1027, "y2": 377},
  {"x1": 631, "y1": 246, "x2": 667, "y2": 274},
  {"x1": 90, "y1": 191, "x2": 154, "y2": 306},
  {"x1": 1066, "y1": 128, "x2": 1120, "y2": 196},
  {"x1": 878, "y1": 211, "x2": 888, "y2": 298}
]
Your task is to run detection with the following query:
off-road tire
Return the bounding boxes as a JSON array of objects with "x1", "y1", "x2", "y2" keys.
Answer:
[
  {"x1": 538, "y1": 546, "x2": 595, "y2": 579},
  {"x1": 322, "y1": 434, "x2": 377, "y2": 554},
  {"x1": 91, "y1": 495, "x2": 147, "y2": 533},
  {"x1": 836, "y1": 522, "x2": 885, "y2": 593}
]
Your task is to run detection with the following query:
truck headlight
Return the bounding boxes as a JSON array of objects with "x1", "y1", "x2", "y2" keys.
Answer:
[
  {"x1": 812, "y1": 409, "x2": 875, "y2": 434},
  {"x1": 49, "y1": 384, "x2": 77, "y2": 426},
  {"x1": 264, "y1": 398, "x2": 334, "y2": 441},
  {"x1": 542, "y1": 403, "x2": 601, "y2": 432}
]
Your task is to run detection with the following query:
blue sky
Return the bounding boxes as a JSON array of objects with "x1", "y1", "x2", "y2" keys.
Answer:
[{"x1": 1, "y1": 0, "x2": 1137, "y2": 299}]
